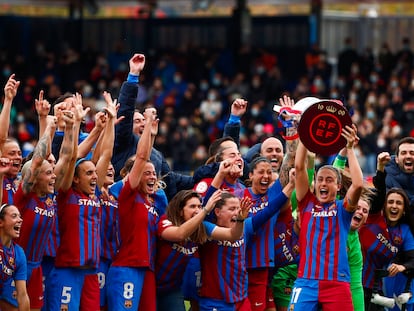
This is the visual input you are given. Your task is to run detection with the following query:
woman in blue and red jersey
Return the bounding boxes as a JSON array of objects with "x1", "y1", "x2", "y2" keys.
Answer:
[
  {"x1": 14, "y1": 115, "x2": 61, "y2": 311},
  {"x1": 360, "y1": 187, "x2": 414, "y2": 310},
  {"x1": 156, "y1": 189, "x2": 221, "y2": 311},
  {"x1": 0, "y1": 74, "x2": 22, "y2": 205},
  {"x1": 45, "y1": 92, "x2": 115, "y2": 311},
  {"x1": 198, "y1": 159, "x2": 295, "y2": 311},
  {"x1": 290, "y1": 124, "x2": 362, "y2": 311},
  {"x1": 236, "y1": 156, "x2": 292, "y2": 311},
  {"x1": 0, "y1": 157, "x2": 29, "y2": 311},
  {"x1": 106, "y1": 109, "x2": 160, "y2": 311}
]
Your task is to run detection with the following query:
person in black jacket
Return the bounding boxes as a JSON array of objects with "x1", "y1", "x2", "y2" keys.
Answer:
[{"x1": 112, "y1": 53, "x2": 193, "y2": 200}]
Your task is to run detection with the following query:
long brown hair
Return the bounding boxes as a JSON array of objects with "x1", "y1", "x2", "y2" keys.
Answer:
[{"x1": 166, "y1": 190, "x2": 208, "y2": 244}]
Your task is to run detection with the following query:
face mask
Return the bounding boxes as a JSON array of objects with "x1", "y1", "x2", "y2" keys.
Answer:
[
  {"x1": 370, "y1": 75, "x2": 378, "y2": 83},
  {"x1": 256, "y1": 66, "x2": 265, "y2": 74},
  {"x1": 251, "y1": 108, "x2": 259, "y2": 117},
  {"x1": 200, "y1": 82, "x2": 209, "y2": 91},
  {"x1": 367, "y1": 95, "x2": 376, "y2": 104},
  {"x1": 17, "y1": 114, "x2": 25, "y2": 123},
  {"x1": 174, "y1": 76, "x2": 182, "y2": 84},
  {"x1": 377, "y1": 137, "x2": 386, "y2": 148},
  {"x1": 212, "y1": 78, "x2": 221, "y2": 86},
  {"x1": 208, "y1": 93, "x2": 216, "y2": 101},
  {"x1": 2, "y1": 69, "x2": 10, "y2": 77},
  {"x1": 314, "y1": 79, "x2": 323, "y2": 87},
  {"x1": 337, "y1": 79, "x2": 346, "y2": 89},
  {"x1": 366, "y1": 111, "x2": 375, "y2": 119}
]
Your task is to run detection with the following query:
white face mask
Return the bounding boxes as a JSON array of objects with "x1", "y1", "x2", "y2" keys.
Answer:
[{"x1": 207, "y1": 93, "x2": 216, "y2": 101}]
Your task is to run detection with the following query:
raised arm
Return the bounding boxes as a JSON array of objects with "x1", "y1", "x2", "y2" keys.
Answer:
[
  {"x1": 223, "y1": 98, "x2": 248, "y2": 146},
  {"x1": 77, "y1": 111, "x2": 106, "y2": 159},
  {"x1": 95, "y1": 91, "x2": 117, "y2": 189},
  {"x1": 35, "y1": 90, "x2": 51, "y2": 139},
  {"x1": 278, "y1": 95, "x2": 299, "y2": 187},
  {"x1": 114, "y1": 54, "x2": 145, "y2": 149},
  {"x1": 343, "y1": 124, "x2": 363, "y2": 212},
  {"x1": 58, "y1": 94, "x2": 89, "y2": 192},
  {"x1": 21, "y1": 116, "x2": 56, "y2": 194},
  {"x1": 128, "y1": 109, "x2": 158, "y2": 190},
  {"x1": 0, "y1": 74, "x2": 20, "y2": 147},
  {"x1": 294, "y1": 140, "x2": 310, "y2": 202}
]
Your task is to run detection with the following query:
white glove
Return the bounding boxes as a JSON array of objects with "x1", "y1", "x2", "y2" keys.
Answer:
[{"x1": 371, "y1": 293, "x2": 395, "y2": 308}]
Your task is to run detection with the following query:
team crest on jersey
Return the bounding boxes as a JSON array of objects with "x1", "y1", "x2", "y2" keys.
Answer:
[
  {"x1": 195, "y1": 181, "x2": 208, "y2": 194},
  {"x1": 8, "y1": 257, "x2": 14, "y2": 266},
  {"x1": 284, "y1": 286, "x2": 292, "y2": 295},
  {"x1": 45, "y1": 197, "x2": 54, "y2": 207},
  {"x1": 393, "y1": 235, "x2": 403, "y2": 246},
  {"x1": 293, "y1": 245, "x2": 300, "y2": 255},
  {"x1": 124, "y1": 300, "x2": 133, "y2": 308},
  {"x1": 289, "y1": 304, "x2": 295, "y2": 311},
  {"x1": 60, "y1": 304, "x2": 68, "y2": 311}
]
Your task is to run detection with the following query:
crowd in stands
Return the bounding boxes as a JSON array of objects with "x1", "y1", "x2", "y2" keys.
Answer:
[
  {"x1": 2, "y1": 36, "x2": 414, "y2": 176},
  {"x1": 2, "y1": 35, "x2": 414, "y2": 311}
]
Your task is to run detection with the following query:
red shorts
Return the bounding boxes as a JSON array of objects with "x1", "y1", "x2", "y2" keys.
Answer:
[
  {"x1": 248, "y1": 268, "x2": 269, "y2": 311},
  {"x1": 27, "y1": 266, "x2": 44, "y2": 309},
  {"x1": 80, "y1": 274, "x2": 100, "y2": 311},
  {"x1": 138, "y1": 270, "x2": 156, "y2": 311}
]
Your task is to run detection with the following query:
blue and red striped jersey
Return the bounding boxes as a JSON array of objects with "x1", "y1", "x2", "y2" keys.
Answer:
[
  {"x1": 297, "y1": 190, "x2": 352, "y2": 282},
  {"x1": 55, "y1": 187, "x2": 101, "y2": 268},
  {"x1": 359, "y1": 213, "x2": 414, "y2": 288},
  {"x1": 99, "y1": 190, "x2": 120, "y2": 261},
  {"x1": 155, "y1": 215, "x2": 198, "y2": 292},
  {"x1": 2, "y1": 177, "x2": 17, "y2": 204},
  {"x1": 14, "y1": 185, "x2": 56, "y2": 263},
  {"x1": 273, "y1": 207, "x2": 300, "y2": 268}
]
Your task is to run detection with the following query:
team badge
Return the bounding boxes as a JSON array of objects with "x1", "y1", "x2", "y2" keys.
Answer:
[
  {"x1": 60, "y1": 304, "x2": 68, "y2": 311},
  {"x1": 124, "y1": 300, "x2": 133, "y2": 308},
  {"x1": 12, "y1": 290, "x2": 17, "y2": 299},
  {"x1": 8, "y1": 257, "x2": 14, "y2": 266},
  {"x1": 393, "y1": 235, "x2": 402, "y2": 246},
  {"x1": 195, "y1": 181, "x2": 208, "y2": 194},
  {"x1": 284, "y1": 286, "x2": 292, "y2": 295},
  {"x1": 45, "y1": 197, "x2": 54, "y2": 207},
  {"x1": 289, "y1": 304, "x2": 295, "y2": 311}
]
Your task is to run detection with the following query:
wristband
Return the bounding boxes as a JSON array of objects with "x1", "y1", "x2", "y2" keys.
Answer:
[
  {"x1": 336, "y1": 155, "x2": 347, "y2": 161},
  {"x1": 202, "y1": 206, "x2": 210, "y2": 215},
  {"x1": 127, "y1": 73, "x2": 139, "y2": 84},
  {"x1": 282, "y1": 133, "x2": 299, "y2": 141},
  {"x1": 228, "y1": 114, "x2": 241, "y2": 124}
]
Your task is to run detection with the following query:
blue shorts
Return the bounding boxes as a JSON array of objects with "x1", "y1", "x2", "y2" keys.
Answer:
[
  {"x1": 288, "y1": 278, "x2": 353, "y2": 311},
  {"x1": 45, "y1": 267, "x2": 95, "y2": 311},
  {"x1": 0, "y1": 278, "x2": 17, "y2": 307},
  {"x1": 97, "y1": 258, "x2": 111, "y2": 308},
  {"x1": 106, "y1": 266, "x2": 146, "y2": 311},
  {"x1": 182, "y1": 256, "x2": 201, "y2": 300},
  {"x1": 1, "y1": 261, "x2": 41, "y2": 308}
]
